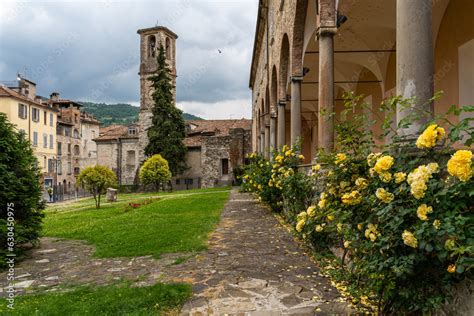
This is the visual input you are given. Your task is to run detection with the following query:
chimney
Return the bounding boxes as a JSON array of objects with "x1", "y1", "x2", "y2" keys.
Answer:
[
  {"x1": 34, "y1": 96, "x2": 43, "y2": 104},
  {"x1": 50, "y1": 92, "x2": 60, "y2": 101},
  {"x1": 17, "y1": 75, "x2": 37, "y2": 100}
]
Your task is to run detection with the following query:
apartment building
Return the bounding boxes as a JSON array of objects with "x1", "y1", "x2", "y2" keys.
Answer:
[{"x1": 0, "y1": 77, "x2": 58, "y2": 188}]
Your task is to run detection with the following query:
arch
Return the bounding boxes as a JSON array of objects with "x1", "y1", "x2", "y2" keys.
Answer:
[
  {"x1": 292, "y1": 0, "x2": 309, "y2": 76},
  {"x1": 265, "y1": 86, "x2": 270, "y2": 114},
  {"x1": 148, "y1": 35, "x2": 156, "y2": 58},
  {"x1": 271, "y1": 65, "x2": 278, "y2": 108},
  {"x1": 279, "y1": 34, "x2": 290, "y2": 100}
]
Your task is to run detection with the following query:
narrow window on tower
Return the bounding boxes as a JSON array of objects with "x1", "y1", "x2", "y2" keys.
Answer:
[{"x1": 149, "y1": 35, "x2": 156, "y2": 57}]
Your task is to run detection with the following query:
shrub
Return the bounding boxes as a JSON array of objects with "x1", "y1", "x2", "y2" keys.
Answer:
[
  {"x1": 77, "y1": 165, "x2": 117, "y2": 209},
  {"x1": 139, "y1": 154, "x2": 172, "y2": 191},
  {"x1": 0, "y1": 113, "x2": 45, "y2": 268},
  {"x1": 243, "y1": 94, "x2": 474, "y2": 313}
]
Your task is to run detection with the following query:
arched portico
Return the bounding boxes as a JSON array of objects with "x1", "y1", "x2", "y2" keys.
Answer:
[{"x1": 250, "y1": 0, "x2": 473, "y2": 159}]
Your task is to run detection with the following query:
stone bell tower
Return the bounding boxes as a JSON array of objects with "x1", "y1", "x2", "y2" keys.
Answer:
[{"x1": 137, "y1": 25, "x2": 178, "y2": 163}]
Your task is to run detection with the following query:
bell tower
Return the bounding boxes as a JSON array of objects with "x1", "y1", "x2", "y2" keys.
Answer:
[{"x1": 137, "y1": 26, "x2": 178, "y2": 162}]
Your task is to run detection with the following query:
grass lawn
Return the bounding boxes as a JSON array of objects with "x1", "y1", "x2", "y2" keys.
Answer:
[
  {"x1": 0, "y1": 282, "x2": 191, "y2": 315},
  {"x1": 43, "y1": 188, "x2": 230, "y2": 258}
]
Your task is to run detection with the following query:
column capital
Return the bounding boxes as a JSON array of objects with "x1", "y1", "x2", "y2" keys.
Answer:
[
  {"x1": 317, "y1": 26, "x2": 338, "y2": 37},
  {"x1": 291, "y1": 75, "x2": 303, "y2": 82}
]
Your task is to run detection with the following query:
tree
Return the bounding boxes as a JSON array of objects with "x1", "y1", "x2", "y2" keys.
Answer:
[
  {"x1": 139, "y1": 154, "x2": 172, "y2": 191},
  {"x1": 0, "y1": 113, "x2": 44, "y2": 268},
  {"x1": 77, "y1": 165, "x2": 117, "y2": 209},
  {"x1": 144, "y1": 44, "x2": 187, "y2": 175}
]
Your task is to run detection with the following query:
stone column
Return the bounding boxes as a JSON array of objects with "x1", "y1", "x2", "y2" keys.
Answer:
[
  {"x1": 260, "y1": 129, "x2": 265, "y2": 155},
  {"x1": 270, "y1": 109, "x2": 277, "y2": 154},
  {"x1": 264, "y1": 124, "x2": 270, "y2": 159},
  {"x1": 318, "y1": 0, "x2": 337, "y2": 152},
  {"x1": 277, "y1": 100, "x2": 286, "y2": 147},
  {"x1": 290, "y1": 76, "x2": 302, "y2": 145},
  {"x1": 396, "y1": 0, "x2": 434, "y2": 136}
]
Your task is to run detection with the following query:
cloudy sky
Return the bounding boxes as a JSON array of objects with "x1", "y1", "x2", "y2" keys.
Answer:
[{"x1": 0, "y1": 0, "x2": 258, "y2": 119}]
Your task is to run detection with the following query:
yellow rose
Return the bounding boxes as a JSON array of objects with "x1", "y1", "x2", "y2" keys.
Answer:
[
  {"x1": 433, "y1": 219, "x2": 441, "y2": 230},
  {"x1": 447, "y1": 150, "x2": 473, "y2": 182},
  {"x1": 394, "y1": 172, "x2": 406, "y2": 184},
  {"x1": 306, "y1": 205, "x2": 316, "y2": 217},
  {"x1": 341, "y1": 190, "x2": 362, "y2": 205},
  {"x1": 355, "y1": 177, "x2": 368, "y2": 190},
  {"x1": 369, "y1": 233, "x2": 377, "y2": 242},
  {"x1": 335, "y1": 153, "x2": 347, "y2": 165},
  {"x1": 298, "y1": 154, "x2": 305, "y2": 160},
  {"x1": 365, "y1": 223, "x2": 380, "y2": 241},
  {"x1": 315, "y1": 225, "x2": 323, "y2": 232},
  {"x1": 337, "y1": 223, "x2": 343, "y2": 233},
  {"x1": 275, "y1": 155, "x2": 284, "y2": 164},
  {"x1": 297, "y1": 211, "x2": 307, "y2": 221},
  {"x1": 379, "y1": 172, "x2": 392, "y2": 183},
  {"x1": 402, "y1": 230, "x2": 418, "y2": 248},
  {"x1": 343, "y1": 241, "x2": 351, "y2": 248},
  {"x1": 374, "y1": 155, "x2": 394, "y2": 174},
  {"x1": 367, "y1": 152, "x2": 382, "y2": 167},
  {"x1": 327, "y1": 214, "x2": 334, "y2": 221},
  {"x1": 296, "y1": 219, "x2": 305, "y2": 232},
  {"x1": 357, "y1": 223, "x2": 363, "y2": 231},
  {"x1": 375, "y1": 188, "x2": 394, "y2": 203},
  {"x1": 312, "y1": 164, "x2": 321, "y2": 171},
  {"x1": 416, "y1": 204, "x2": 433, "y2": 221},
  {"x1": 416, "y1": 124, "x2": 445, "y2": 149},
  {"x1": 427, "y1": 162, "x2": 439, "y2": 174},
  {"x1": 447, "y1": 264, "x2": 456, "y2": 274},
  {"x1": 285, "y1": 150, "x2": 292, "y2": 156}
]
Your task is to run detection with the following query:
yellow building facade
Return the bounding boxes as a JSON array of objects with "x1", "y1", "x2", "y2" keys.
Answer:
[{"x1": 0, "y1": 80, "x2": 59, "y2": 188}]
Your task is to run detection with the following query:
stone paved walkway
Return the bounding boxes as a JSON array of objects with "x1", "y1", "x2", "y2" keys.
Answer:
[
  {"x1": 0, "y1": 189, "x2": 352, "y2": 315},
  {"x1": 166, "y1": 190, "x2": 352, "y2": 315}
]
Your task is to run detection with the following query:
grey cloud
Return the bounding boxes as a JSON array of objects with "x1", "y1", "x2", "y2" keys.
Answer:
[{"x1": 0, "y1": 0, "x2": 257, "y2": 116}]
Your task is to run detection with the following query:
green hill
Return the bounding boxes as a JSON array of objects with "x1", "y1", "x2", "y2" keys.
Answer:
[{"x1": 79, "y1": 101, "x2": 203, "y2": 126}]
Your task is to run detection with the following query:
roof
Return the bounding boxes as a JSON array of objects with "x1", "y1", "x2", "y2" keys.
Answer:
[
  {"x1": 94, "y1": 124, "x2": 138, "y2": 141},
  {"x1": 0, "y1": 85, "x2": 59, "y2": 112},
  {"x1": 184, "y1": 119, "x2": 252, "y2": 147},
  {"x1": 249, "y1": 0, "x2": 266, "y2": 88},
  {"x1": 137, "y1": 25, "x2": 178, "y2": 39}
]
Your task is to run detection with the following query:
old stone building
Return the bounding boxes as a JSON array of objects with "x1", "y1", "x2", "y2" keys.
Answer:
[
  {"x1": 137, "y1": 26, "x2": 178, "y2": 163},
  {"x1": 94, "y1": 124, "x2": 139, "y2": 186},
  {"x1": 176, "y1": 119, "x2": 252, "y2": 189},
  {"x1": 250, "y1": 0, "x2": 474, "y2": 161},
  {"x1": 49, "y1": 93, "x2": 100, "y2": 193}
]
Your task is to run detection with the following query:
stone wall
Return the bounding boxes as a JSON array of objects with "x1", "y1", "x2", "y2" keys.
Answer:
[
  {"x1": 118, "y1": 139, "x2": 140, "y2": 185},
  {"x1": 201, "y1": 128, "x2": 252, "y2": 188}
]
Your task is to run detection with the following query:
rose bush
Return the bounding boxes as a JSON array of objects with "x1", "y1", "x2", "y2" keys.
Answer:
[{"x1": 241, "y1": 94, "x2": 473, "y2": 313}]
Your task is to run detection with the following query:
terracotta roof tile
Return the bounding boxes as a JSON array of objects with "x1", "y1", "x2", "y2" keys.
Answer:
[
  {"x1": 184, "y1": 119, "x2": 251, "y2": 147},
  {"x1": 95, "y1": 124, "x2": 137, "y2": 141}
]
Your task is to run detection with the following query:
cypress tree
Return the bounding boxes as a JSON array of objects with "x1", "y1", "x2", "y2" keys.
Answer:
[{"x1": 144, "y1": 44, "x2": 187, "y2": 176}]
